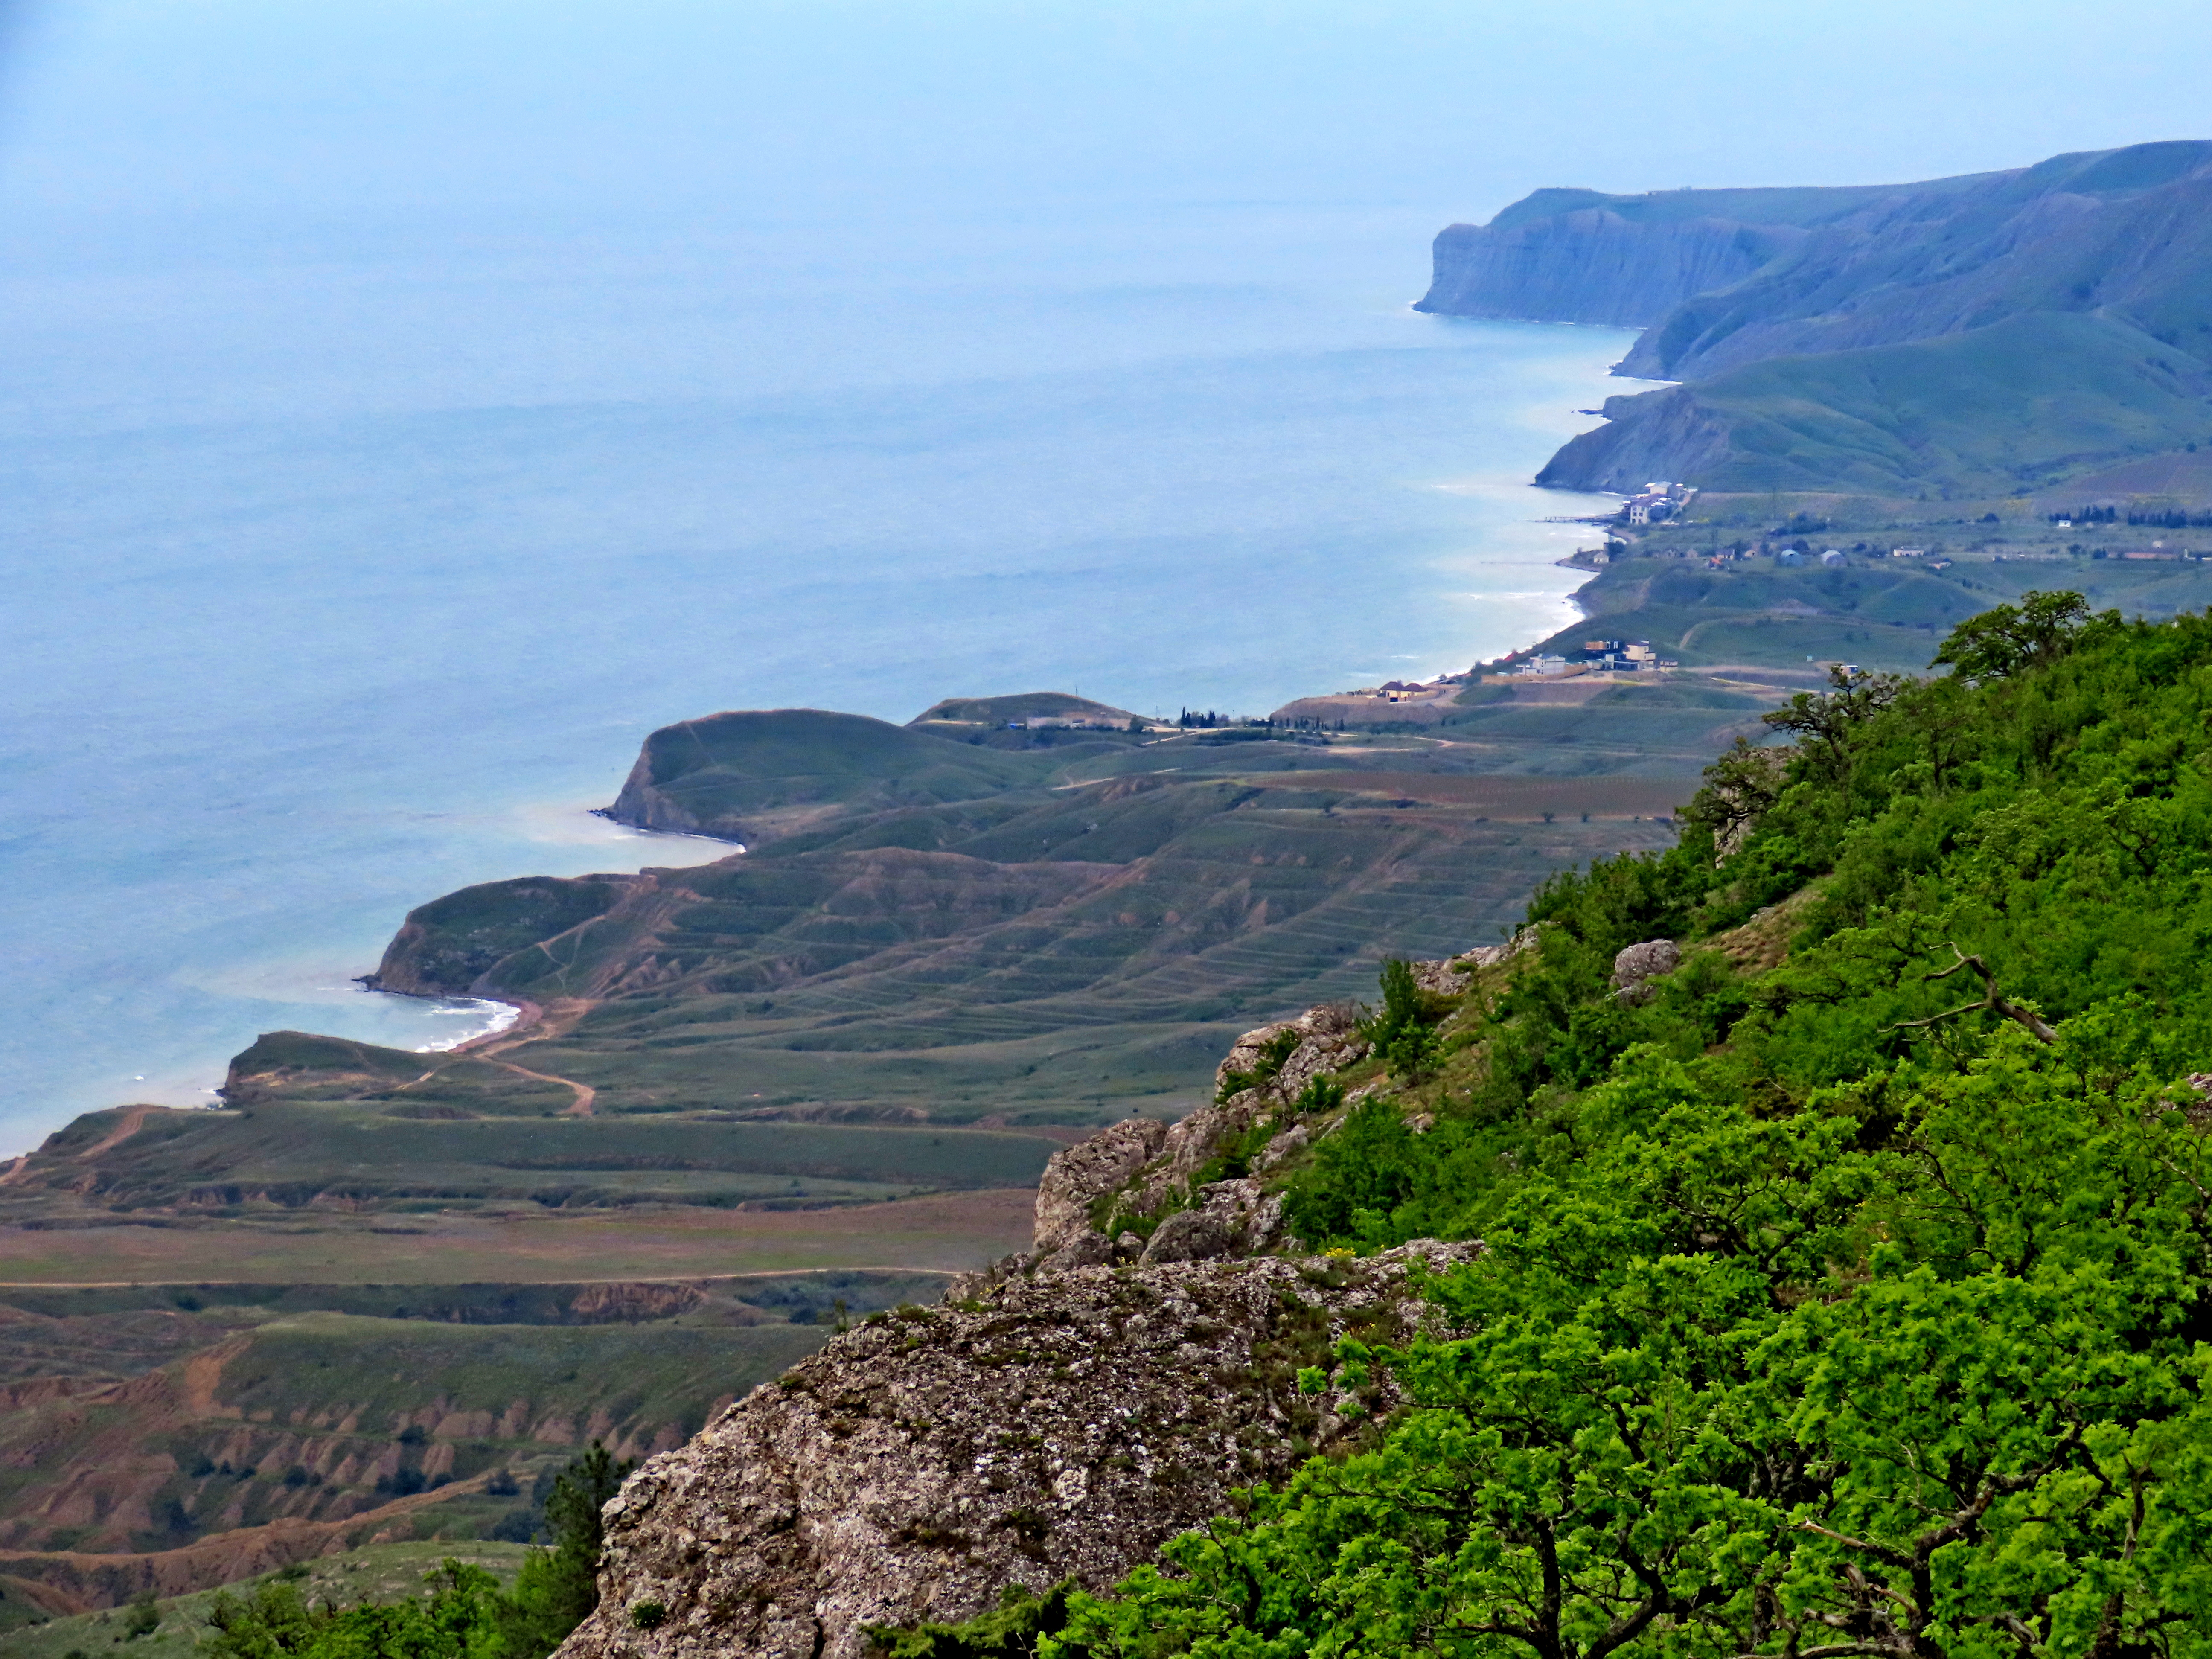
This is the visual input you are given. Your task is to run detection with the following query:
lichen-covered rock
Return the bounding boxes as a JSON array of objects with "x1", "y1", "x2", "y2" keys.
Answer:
[
  {"x1": 1137, "y1": 1178, "x2": 1284, "y2": 1265},
  {"x1": 1158, "y1": 1095, "x2": 1264, "y2": 1185},
  {"x1": 1410, "y1": 958, "x2": 1477, "y2": 996},
  {"x1": 1251, "y1": 1123, "x2": 1309, "y2": 1175},
  {"x1": 559, "y1": 1244, "x2": 1476, "y2": 1659},
  {"x1": 1030, "y1": 1118, "x2": 1168, "y2": 1257},
  {"x1": 1214, "y1": 1002, "x2": 1366, "y2": 1106},
  {"x1": 1611, "y1": 938, "x2": 1681, "y2": 1004}
]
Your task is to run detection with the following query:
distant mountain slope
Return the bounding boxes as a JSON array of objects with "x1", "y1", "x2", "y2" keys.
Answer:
[
  {"x1": 1415, "y1": 172, "x2": 2000, "y2": 328},
  {"x1": 1539, "y1": 311, "x2": 2212, "y2": 495},
  {"x1": 1427, "y1": 140, "x2": 2212, "y2": 498},
  {"x1": 1617, "y1": 141, "x2": 2212, "y2": 381}
]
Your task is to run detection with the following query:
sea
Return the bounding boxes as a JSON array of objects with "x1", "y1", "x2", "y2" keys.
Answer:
[{"x1": 0, "y1": 191, "x2": 1638, "y2": 1155}]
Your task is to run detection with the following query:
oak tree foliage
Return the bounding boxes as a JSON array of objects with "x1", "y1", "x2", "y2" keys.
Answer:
[{"x1": 916, "y1": 594, "x2": 2212, "y2": 1659}]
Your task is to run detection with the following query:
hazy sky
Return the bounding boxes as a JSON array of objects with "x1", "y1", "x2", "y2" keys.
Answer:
[{"x1": 3, "y1": 0, "x2": 2208, "y2": 229}]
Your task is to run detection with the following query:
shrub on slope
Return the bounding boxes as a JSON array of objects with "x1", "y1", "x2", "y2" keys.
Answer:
[{"x1": 1018, "y1": 593, "x2": 2212, "y2": 1657}]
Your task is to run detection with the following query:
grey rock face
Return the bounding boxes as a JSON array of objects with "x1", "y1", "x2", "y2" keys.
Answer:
[
  {"x1": 1213, "y1": 1003, "x2": 1366, "y2": 1108},
  {"x1": 1417, "y1": 208, "x2": 1800, "y2": 329},
  {"x1": 558, "y1": 1245, "x2": 1477, "y2": 1659},
  {"x1": 1612, "y1": 939, "x2": 1682, "y2": 1004},
  {"x1": 1137, "y1": 1179, "x2": 1284, "y2": 1266},
  {"x1": 1030, "y1": 1118, "x2": 1168, "y2": 1257}
]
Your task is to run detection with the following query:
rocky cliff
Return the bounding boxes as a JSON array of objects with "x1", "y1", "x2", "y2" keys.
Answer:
[
  {"x1": 1416, "y1": 208, "x2": 1802, "y2": 329},
  {"x1": 1441, "y1": 141, "x2": 2212, "y2": 497},
  {"x1": 1412, "y1": 174, "x2": 2000, "y2": 329},
  {"x1": 555, "y1": 950, "x2": 1500, "y2": 1659},
  {"x1": 559, "y1": 1243, "x2": 1470, "y2": 1659}
]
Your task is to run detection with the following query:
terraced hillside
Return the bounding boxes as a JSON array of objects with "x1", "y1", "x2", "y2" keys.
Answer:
[{"x1": 259, "y1": 716, "x2": 1714, "y2": 1130}]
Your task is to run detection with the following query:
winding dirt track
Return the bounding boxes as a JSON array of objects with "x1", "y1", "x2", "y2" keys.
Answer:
[{"x1": 492, "y1": 1060, "x2": 596, "y2": 1116}]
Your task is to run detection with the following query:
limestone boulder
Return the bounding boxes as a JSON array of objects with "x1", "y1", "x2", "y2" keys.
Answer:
[
  {"x1": 1030, "y1": 1118, "x2": 1167, "y2": 1257},
  {"x1": 1611, "y1": 938, "x2": 1681, "y2": 1004},
  {"x1": 556, "y1": 1244, "x2": 1478, "y2": 1659}
]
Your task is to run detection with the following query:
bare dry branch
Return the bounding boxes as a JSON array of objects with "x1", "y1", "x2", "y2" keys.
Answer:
[{"x1": 1880, "y1": 945, "x2": 2056, "y2": 1045}]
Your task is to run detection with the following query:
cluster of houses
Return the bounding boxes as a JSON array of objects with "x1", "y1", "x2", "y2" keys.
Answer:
[
  {"x1": 1622, "y1": 481, "x2": 1697, "y2": 526},
  {"x1": 1512, "y1": 639, "x2": 1677, "y2": 678}
]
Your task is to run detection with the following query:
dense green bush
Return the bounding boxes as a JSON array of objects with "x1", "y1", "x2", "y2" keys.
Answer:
[{"x1": 975, "y1": 595, "x2": 2212, "y2": 1657}]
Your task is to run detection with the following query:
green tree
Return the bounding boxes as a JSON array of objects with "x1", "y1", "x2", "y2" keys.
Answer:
[
  {"x1": 198, "y1": 1447, "x2": 637, "y2": 1659},
  {"x1": 993, "y1": 595, "x2": 2212, "y2": 1659},
  {"x1": 1366, "y1": 959, "x2": 1443, "y2": 1083},
  {"x1": 122, "y1": 1594, "x2": 160, "y2": 1641},
  {"x1": 1932, "y1": 587, "x2": 2104, "y2": 683},
  {"x1": 497, "y1": 1441, "x2": 635, "y2": 1659},
  {"x1": 204, "y1": 1562, "x2": 504, "y2": 1659}
]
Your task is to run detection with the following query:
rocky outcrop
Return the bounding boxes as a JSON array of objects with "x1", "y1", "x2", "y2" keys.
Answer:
[
  {"x1": 1214, "y1": 1000, "x2": 1366, "y2": 1101},
  {"x1": 1029, "y1": 1119, "x2": 1168, "y2": 1265},
  {"x1": 558, "y1": 1243, "x2": 1476, "y2": 1659},
  {"x1": 1611, "y1": 938, "x2": 1681, "y2": 1005},
  {"x1": 1137, "y1": 1177, "x2": 1282, "y2": 1266},
  {"x1": 557, "y1": 954, "x2": 1520, "y2": 1659}
]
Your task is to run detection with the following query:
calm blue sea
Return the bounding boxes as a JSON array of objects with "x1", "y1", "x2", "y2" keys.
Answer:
[{"x1": 0, "y1": 191, "x2": 1636, "y2": 1153}]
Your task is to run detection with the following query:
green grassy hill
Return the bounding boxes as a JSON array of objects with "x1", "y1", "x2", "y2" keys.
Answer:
[
  {"x1": 1545, "y1": 312, "x2": 2212, "y2": 498},
  {"x1": 1496, "y1": 140, "x2": 2212, "y2": 498},
  {"x1": 906, "y1": 692, "x2": 1140, "y2": 726},
  {"x1": 604, "y1": 708, "x2": 1046, "y2": 842}
]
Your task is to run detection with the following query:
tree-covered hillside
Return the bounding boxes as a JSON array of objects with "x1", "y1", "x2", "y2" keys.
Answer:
[{"x1": 1021, "y1": 594, "x2": 2212, "y2": 1656}]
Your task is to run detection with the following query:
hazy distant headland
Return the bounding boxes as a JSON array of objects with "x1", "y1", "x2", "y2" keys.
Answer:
[{"x1": 1419, "y1": 140, "x2": 2212, "y2": 502}]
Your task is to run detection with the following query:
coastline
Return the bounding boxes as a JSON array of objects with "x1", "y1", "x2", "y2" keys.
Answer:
[
  {"x1": 411, "y1": 995, "x2": 530, "y2": 1053},
  {"x1": 6, "y1": 326, "x2": 1637, "y2": 1154}
]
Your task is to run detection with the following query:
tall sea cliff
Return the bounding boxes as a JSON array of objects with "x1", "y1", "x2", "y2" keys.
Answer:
[{"x1": 1424, "y1": 142, "x2": 2212, "y2": 496}]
